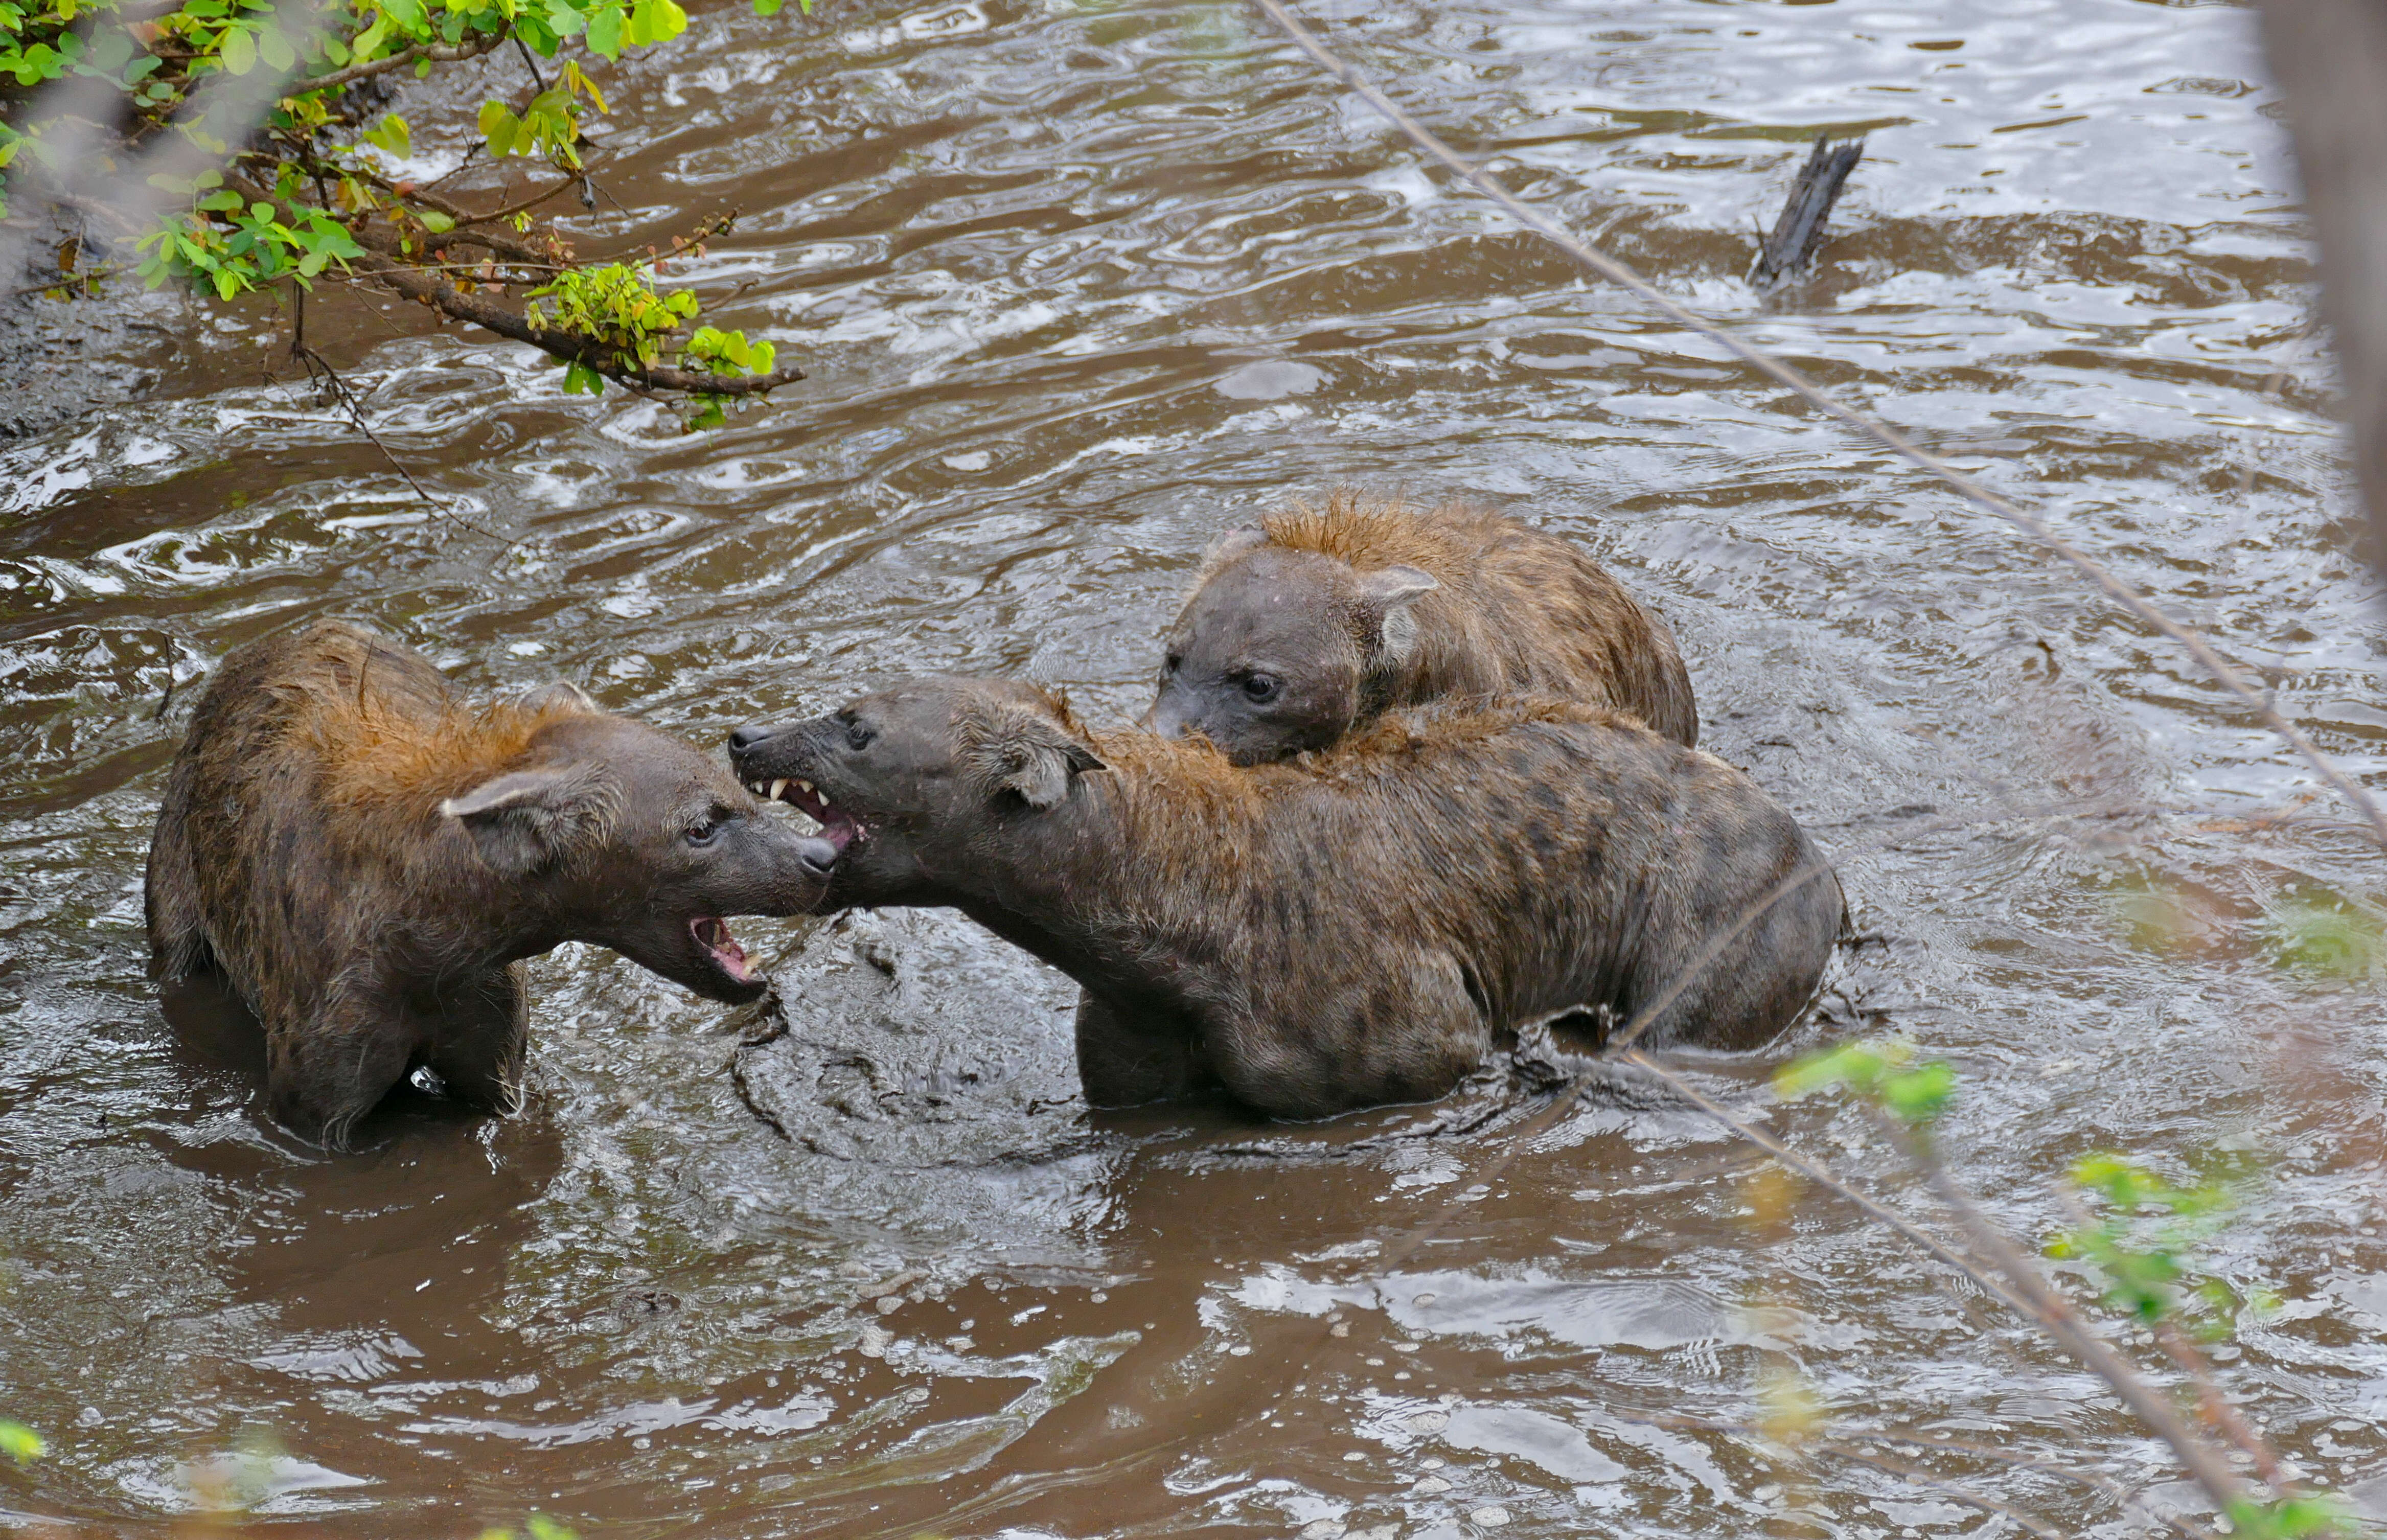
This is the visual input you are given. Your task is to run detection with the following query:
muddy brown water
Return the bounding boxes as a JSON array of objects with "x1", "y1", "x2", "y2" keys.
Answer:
[{"x1": 6, "y1": 0, "x2": 2387, "y2": 1534}]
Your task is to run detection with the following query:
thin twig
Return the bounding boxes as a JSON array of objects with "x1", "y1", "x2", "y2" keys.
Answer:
[
  {"x1": 1877, "y1": 1114, "x2": 2257, "y2": 1518},
  {"x1": 284, "y1": 282, "x2": 508, "y2": 544},
  {"x1": 291, "y1": 346, "x2": 487, "y2": 532},
  {"x1": 1245, "y1": 0, "x2": 2387, "y2": 849},
  {"x1": 512, "y1": 35, "x2": 552, "y2": 97},
  {"x1": 292, "y1": 33, "x2": 508, "y2": 97},
  {"x1": 2154, "y1": 1321, "x2": 2295, "y2": 1493},
  {"x1": 421, "y1": 141, "x2": 487, "y2": 190},
  {"x1": 1609, "y1": 1062, "x2": 2271, "y2": 1524},
  {"x1": 1617, "y1": 1052, "x2": 2040, "y2": 1321},
  {"x1": 6, "y1": 263, "x2": 120, "y2": 299},
  {"x1": 2046, "y1": 1186, "x2": 2299, "y2": 1495},
  {"x1": 453, "y1": 175, "x2": 580, "y2": 227}
]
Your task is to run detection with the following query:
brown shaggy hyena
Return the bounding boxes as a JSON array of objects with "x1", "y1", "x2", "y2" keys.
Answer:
[
  {"x1": 147, "y1": 620, "x2": 835, "y2": 1148},
  {"x1": 1147, "y1": 492, "x2": 1699, "y2": 764},
  {"x1": 728, "y1": 678, "x2": 1836, "y2": 1117}
]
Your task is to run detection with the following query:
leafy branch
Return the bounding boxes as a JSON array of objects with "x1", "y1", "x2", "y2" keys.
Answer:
[
  {"x1": 3, "y1": 0, "x2": 810, "y2": 427},
  {"x1": 1772, "y1": 1040, "x2": 2354, "y2": 1539}
]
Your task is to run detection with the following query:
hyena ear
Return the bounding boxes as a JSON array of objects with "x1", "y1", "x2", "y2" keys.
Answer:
[
  {"x1": 521, "y1": 679, "x2": 601, "y2": 715},
  {"x1": 440, "y1": 766, "x2": 616, "y2": 874},
  {"x1": 1204, "y1": 525, "x2": 1268, "y2": 563},
  {"x1": 1353, "y1": 563, "x2": 1439, "y2": 661},
  {"x1": 1355, "y1": 563, "x2": 1438, "y2": 610},
  {"x1": 1191, "y1": 524, "x2": 1269, "y2": 584},
  {"x1": 989, "y1": 718, "x2": 1108, "y2": 810}
]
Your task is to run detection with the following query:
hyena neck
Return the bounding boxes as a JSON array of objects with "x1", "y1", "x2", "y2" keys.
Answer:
[
  {"x1": 382, "y1": 821, "x2": 573, "y2": 983},
  {"x1": 941, "y1": 769, "x2": 1237, "y2": 1005}
]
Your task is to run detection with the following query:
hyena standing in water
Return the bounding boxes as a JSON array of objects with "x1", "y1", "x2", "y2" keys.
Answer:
[
  {"x1": 1148, "y1": 491, "x2": 1701, "y2": 764},
  {"x1": 729, "y1": 678, "x2": 1840, "y2": 1117},
  {"x1": 148, "y1": 620, "x2": 835, "y2": 1147}
]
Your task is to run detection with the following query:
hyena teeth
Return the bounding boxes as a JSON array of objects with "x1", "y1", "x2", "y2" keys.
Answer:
[
  {"x1": 798, "y1": 779, "x2": 815, "y2": 795},
  {"x1": 769, "y1": 779, "x2": 788, "y2": 802}
]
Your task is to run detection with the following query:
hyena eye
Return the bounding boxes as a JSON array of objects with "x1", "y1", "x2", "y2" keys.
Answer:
[
  {"x1": 845, "y1": 720, "x2": 877, "y2": 751},
  {"x1": 1241, "y1": 673, "x2": 1279, "y2": 703},
  {"x1": 685, "y1": 814, "x2": 725, "y2": 847},
  {"x1": 1163, "y1": 653, "x2": 1182, "y2": 675}
]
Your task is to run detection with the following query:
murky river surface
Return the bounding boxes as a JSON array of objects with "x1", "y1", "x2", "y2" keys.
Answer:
[{"x1": 7, "y1": 0, "x2": 2387, "y2": 1533}]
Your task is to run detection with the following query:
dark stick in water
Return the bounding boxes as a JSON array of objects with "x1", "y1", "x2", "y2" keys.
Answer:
[{"x1": 1750, "y1": 133, "x2": 1865, "y2": 291}]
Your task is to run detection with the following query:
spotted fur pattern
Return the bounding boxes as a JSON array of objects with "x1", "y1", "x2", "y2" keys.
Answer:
[
  {"x1": 148, "y1": 620, "x2": 829, "y2": 1147},
  {"x1": 730, "y1": 677, "x2": 1837, "y2": 1119},
  {"x1": 1149, "y1": 490, "x2": 1701, "y2": 765}
]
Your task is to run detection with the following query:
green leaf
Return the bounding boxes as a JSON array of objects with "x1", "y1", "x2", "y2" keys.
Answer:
[
  {"x1": 0, "y1": 1421, "x2": 45, "y2": 1465},
  {"x1": 751, "y1": 0, "x2": 781, "y2": 15},
  {"x1": 477, "y1": 100, "x2": 522, "y2": 155},
  {"x1": 258, "y1": 21, "x2": 294, "y2": 70},
  {"x1": 525, "y1": 1517, "x2": 580, "y2": 1540},
  {"x1": 1879, "y1": 1062, "x2": 1955, "y2": 1125},
  {"x1": 583, "y1": 4, "x2": 621, "y2": 56},
  {"x1": 85, "y1": 29, "x2": 134, "y2": 71},
  {"x1": 561, "y1": 360, "x2": 604, "y2": 396},
  {"x1": 2224, "y1": 1493, "x2": 2358, "y2": 1540},
  {"x1": 624, "y1": 0, "x2": 683, "y2": 44},
  {"x1": 303, "y1": 216, "x2": 365, "y2": 260},
  {"x1": 362, "y1": 112, "x2": 412, "y2": 158},
  {"x1": 418, "y1": 209, "x2": 455, "y2": 233},
  {"x1": 1773, "y1": 1041, "x2": 1903, "y2": 1102},
  {"x1": 219, "y1": 24, "x2": 257, "y2": 74}
]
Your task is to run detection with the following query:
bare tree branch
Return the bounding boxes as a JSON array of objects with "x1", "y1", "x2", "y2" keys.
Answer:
[{"x1": 293, "y1": 33, "x2": 507, "y2": 97}]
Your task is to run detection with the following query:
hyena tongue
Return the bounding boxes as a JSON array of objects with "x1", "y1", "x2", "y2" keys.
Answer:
[{"x1": 692, "y1": 916, "x2": 752, "y2": 981}]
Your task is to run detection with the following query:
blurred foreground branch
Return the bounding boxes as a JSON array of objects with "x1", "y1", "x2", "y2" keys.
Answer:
[{"x1": 2261, "y1": 0, "x2": 2387, "y2": 576}]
